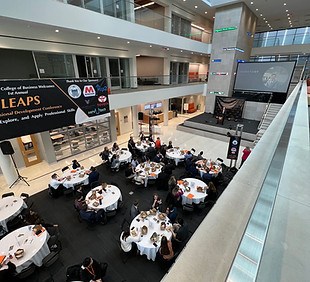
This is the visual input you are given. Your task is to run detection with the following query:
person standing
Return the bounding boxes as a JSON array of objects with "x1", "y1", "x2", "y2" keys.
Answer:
[
  {"x1": 155, "y1": 137, "x2": 161, "y2": 150},
  {"x1": 240, "y1": 146, "x2": 251, "y2": 168}
]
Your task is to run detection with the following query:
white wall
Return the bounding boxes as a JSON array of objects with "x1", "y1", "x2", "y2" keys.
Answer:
[{"x1": 115, "y1": 107, "x2": 133, "y2": 135}]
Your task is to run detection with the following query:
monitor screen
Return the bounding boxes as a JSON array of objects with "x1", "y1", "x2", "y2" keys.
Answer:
[
  {"x1": 234, "y1": 61, "x2": 296, "y2": 93},
  {"x1": 155, "y1": 102, "x2": 162, "y2": 108},
  {"x1": 144, "y1": 104, "x2": 151, "y2": 110}
]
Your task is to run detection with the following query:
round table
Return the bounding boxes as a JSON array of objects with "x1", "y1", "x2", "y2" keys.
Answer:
[
  {"x1": 135, "y1": 162, "x2": 162, "y2": 187},
  {"x1": 166, "y1": 148, "x2": 185, "y2": 166},
  {"x1": 178, "y1": 178, "x2": 208, "y2": 205},
  {"x1": 0, "y1": 225, "x2": 50, "y2": 273},
  {"x1": 0, "y1": 197, "x2": 27, "y2": 232},
  {"x1": 109, "y1": 150, "x2": 132, "y2": 164},
  {"x1": 135, "y1": 141, "x2": 155, "y2": 153},
  {"x1": 196, "y1": 160, "x2": 222, "y2": 178},
  {"x1": 85, "y1": 185, "x2": 122, "y2": 211},
  {"x1": 62, "y1": 169, "x2": 89, "y2": 188},
  {"x1": 130, "y1": 213, "x2": 172, "y2": 261}
]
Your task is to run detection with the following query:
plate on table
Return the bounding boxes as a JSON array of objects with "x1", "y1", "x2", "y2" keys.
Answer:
[
  {"x1": 158, "y1": 213, "x2": 166, "y2": 220},
  {"x1": 93, "y1": 201, "x2": 99, "y2": 207}
]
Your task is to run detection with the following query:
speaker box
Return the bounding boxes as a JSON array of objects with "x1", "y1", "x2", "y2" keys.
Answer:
[
  {"x1": 138, "y1": 112, "x2": 144, "y2": 121},
  {"x1": 0, "y1": 141, "x2": 15, "y2": 155}
]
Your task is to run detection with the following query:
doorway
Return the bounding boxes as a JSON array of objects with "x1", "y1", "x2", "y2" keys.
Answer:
[
  {"x1": 76, "y1": 55, "x2": 101, "y2": 78},
  {"x1": 17, "y1": 135, "x2": 42, "y2": 167},
  {"x1": 115, "y1": 112, "x2": 121, "y2": 136}
]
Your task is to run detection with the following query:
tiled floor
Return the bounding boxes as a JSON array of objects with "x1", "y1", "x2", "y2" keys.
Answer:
[{"x1": 0, "y1": 111, "x2": 233, "y2": 196}]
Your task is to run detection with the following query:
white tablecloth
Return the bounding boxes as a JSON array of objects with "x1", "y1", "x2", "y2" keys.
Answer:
[
  {"x1": 135, "y1": 141, "x2": 155, "y2": 153},
  {"x1": 0, "y1": 197, "x2": 27, "y2": 232},
  {"x1": 85, "y1": 185, "x2": 122, "y2": 211},
  {"x1": 0, "y1": 225, "x2": 50, "y2": 273},
  {"x1": 136, "y1": 162, "x2": 162, "y2": 180},
  {"x1": 178, "y1": 178, "x2": 208, "y2": 205},
  {"x1": 141, "y1": 124, "x2": 161, "y2": 135},
  {"x1": 109, "y1": 150, "x2": 132, "y2": 164},
  {"x1": 63, "y1": 169, "x2": 89, "y2": 188},
  {"x1": 166, "y1": 148, "x2": 185, "y2": 166},
  {"x1": 130, "y1": 213, "x2": 172, "y2": 261},
  {"x1": 196, "y1": 160, "x2": 222, "y2": 178}
]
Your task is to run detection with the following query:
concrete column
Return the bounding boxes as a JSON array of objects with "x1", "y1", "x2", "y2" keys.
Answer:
[
  {"x1": 163, "y1": 58, "x2": 170, "y2": 85},
  {"x1": 109, "y1": 110, "x2": 117, "y2": 143},
  {"x1": 38, "y1": 132, "x2": 57, "y2": 164},
  {"x1": 129, "y1": 56, "x2": 138, "y2": 89},
  {"x1": 131, "y1": 105, "x2": 139, "y2": 137},
  {"x1": 205, "y1": 2, "x2": 257, "y2": 113},
  {"x1": 164, "y1": 4, "x2": 172, "y2": 33},
  {"x1": 163, "y1": 99, "x2": 169, "y2": 126},
  {"x1": 0, "y1": 152, "x2": 18, "y2": 187}
]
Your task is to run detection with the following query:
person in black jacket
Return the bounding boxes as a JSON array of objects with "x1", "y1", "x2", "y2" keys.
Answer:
[
  {"x1": 88, "y1": 166, "x2": 99, "y2": 186},
  {"x1": 80, "y1": 257, "x2": 105, "y2": 282}
]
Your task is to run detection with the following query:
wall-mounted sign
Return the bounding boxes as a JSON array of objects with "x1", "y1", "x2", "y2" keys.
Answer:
[
  {"x1": 223, "y1": 47, "x2": 244, "y2": 53},
  {"x1": 237, "y1": 59, "x2": 246, "y2": 63},
  {"x1": 209, "y1": 91, "x2": 225, "y2": 95},
  {"x1": 211, "y1": 72, "x2": 228, "y2": 76},
  {"x1": 212, "y1": 59, "x2": 222, "y2": 63},
  {"x1": 0, "y1": 78, "x2": 111, "y2": 141},
  {"x1": 215, "y1": 27, "x2": 237, "y2": 33}
]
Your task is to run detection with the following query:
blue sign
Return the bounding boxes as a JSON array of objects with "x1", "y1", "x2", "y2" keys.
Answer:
[{"x1": 212, "y1": 59, "x2": 222, "y2": 63}]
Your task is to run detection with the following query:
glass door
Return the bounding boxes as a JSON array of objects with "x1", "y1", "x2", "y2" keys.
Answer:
[{"x1": 109, "y1": 58, "x2": 121, "y2": 89}]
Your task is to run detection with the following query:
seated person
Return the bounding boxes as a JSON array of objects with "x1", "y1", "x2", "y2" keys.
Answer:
[
  {"x1": 151, "y1": 193, "x2": 162, "y2": 211},
  {"x1": 153, "y1": 152, "x2": 164, "y2": 164},
  {"x1": 160, "y1": 144, "x2": 167, "y2": 158},
  {"x1": 74, "y1": 193, "x2": 88, "y2": 211},
  {"x1": 171, "y1": 186, "x2": 184, "y2": 206},
  {"x1": 125, "y1": 163, "x2": 135, "y2": 179},
  {"x1": 131, "y1": 157, "x2": 139, "y2": 170},
  {"x1": 99, "y1": 146, "x2": 111, "y2": 163},
  {"x1": 167, "y1": 140, "x2": 173, "y2": 149},
  {"x1": 156, "y1": 169, "x2": 170, "y2": 191},
  {"x1": 72, "y1": 159, "x2": 81, "y2": 170},
  {"x1": 128, "y1": 136, "x2": 136, "y2": 154},
  {"x1": 169, "y1": 218, "x2": 189, "y2": 249},
  {"x1": 197, "y1": 151, "x2": 204, "y2": 160},
  {"x1": 166, "y1": 205, "x2": 177, "y2": 223},
  {"x1": 157, "y1": 236, "x2": 174, "y2": 264},
  {"x1": 130, "y1": 200, "x2": 140, "y2": 221},
  {"x1": 146, "y1": 144, "x2": 156, "y2": 161},
  {"x1": 168, "y1": 175, "x2": 177, "y2": 192},
  {"x1": 139, "y1": 131, "x2": 145, "y2": 141},
  {"x1": 206, "y1": 182, "x2": 218, "y2": 201},
  {"x1": 111, "y1": 142, "x2": 120, "y2": 152},
  {"x1": 0, "y1": 261, "x2": 17, "y2": 282},
  {"x1": 80, "y1": 257, "x2": 104, "y2": 282},
  {"x1": 88, "y1": 166, "x2": 99, "y2": 186},
  {"x1": 111, "y1": 155, "x2": 120, "y2": 171},
  {"x1": 184, "y1": 151, "x2": 193, "y2": 160},
  {"x1": 120, "y1": 228, "x2": 141, "y2": 254},
  {"x1": 49, "y1": 173, "x2": 65, "y2": 198},
  {"x1": 133, "y1": 171, "x2": 146, "y2": 186},
  {"x1": 202, "y1": 168, "x2": 214, "y2": 184}
]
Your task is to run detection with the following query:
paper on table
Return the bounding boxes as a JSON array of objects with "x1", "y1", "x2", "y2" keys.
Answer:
[{"x1": 187, "y1": 193, "x2": 194, "y2": 199}]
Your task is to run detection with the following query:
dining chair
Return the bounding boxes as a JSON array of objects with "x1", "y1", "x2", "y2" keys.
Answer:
[
  {"x1": 182, "y1": 203, "x2": 194, "y2": 213},
  {"x1": 106, "y1": 209, "x2": 117, "y2": 219},
  {"x1": 42, "y1": 251, "x2": 60, "y2": 268},
  {"x1": 14, "y1": 263, "x2": 36, "y2": 279},
  {"x1": 90, "y1": 181, "x2": 100, "y2": 189},
  {"x1": 61, "y1": 166, "x2": 69, "y2": 172},
  {"x1": 2, "y1": 192, "x2": 14, "y2": 198},
  {"x1": 20, "y1": 192, "x2": 30, "y2": 201}
]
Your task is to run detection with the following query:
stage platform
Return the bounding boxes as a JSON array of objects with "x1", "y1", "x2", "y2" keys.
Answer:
[{"x1": 177, "y1": 113, "x2": 260, "y2": 147}]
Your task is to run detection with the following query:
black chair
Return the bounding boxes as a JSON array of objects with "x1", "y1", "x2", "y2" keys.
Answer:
[
  {"x1": 121, "y1": 148, "x2": 128, "y2": 151},
  {"x1": 7, "y1": 215, "x2": 24, "y2": 232},
  {"x1": 120, "y1": 218, "x2": 130, "y2": 232},
  {"x1": 20, "y1": 192, "x2": 30, "y2": 201},
  {"x1": 63, "y1": 187, "x2": 74, "y2": 197},
  {"x1": 182, "y1": 203, "x2": 194, "y2": 213},
  {"x1": 42, "y1": 251, "x2": 60, "y2": 268},
  {"x1": 90, "y1": 181, "x2": 100, "y2": 189},
  {"x1": 47, "y1": 235, "x2": 62, "y2": 253},
  {"x1": 216, "y1": 157, "x2": 224, "y2": 165},
  {"x1": 0, "y1": 225, "x2": 7, "y2": 239},
  {"x1": 106, "y1": 209, "x2": 117, "y2": 219},
  {"x1": 2, "y1": 192, "x2": 14, "y2": 198},
  {"x1": 14, "y1": 263, "x2": 36, "y2": 279},
  {"x1": 61, "y1": 166, "x2": 69, "y2": 172}
]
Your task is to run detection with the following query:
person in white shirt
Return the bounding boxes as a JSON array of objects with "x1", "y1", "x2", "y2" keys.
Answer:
[
  {"x1": 131, "y1": 157, "x2": 139, "y2": 170},
  {"x1": 120, "y1": 228, "x2": 141, "y2": 254},
  {"x1": 49, "y1": 173, "x2": 65, "y2": 198}
]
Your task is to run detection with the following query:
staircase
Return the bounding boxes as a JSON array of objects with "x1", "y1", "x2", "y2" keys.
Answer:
[{"x1": 254, "y1": 103, "x2": 282, "y2": 146}]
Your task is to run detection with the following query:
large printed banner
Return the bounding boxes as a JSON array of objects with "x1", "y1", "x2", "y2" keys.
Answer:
[{"x1": 0, "y1": 78, "x2": 110, "y2": 141}]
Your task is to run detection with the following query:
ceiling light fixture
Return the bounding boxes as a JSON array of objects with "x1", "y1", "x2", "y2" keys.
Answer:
[
  {"x1": 134, "y1": 1, "x2": 155, "y2": 11},
  {"x1": 286, "y1": 9, "x2": 288, "y2": 12},
  {"x1": 191, "y1": 23, "x2": 205, "y2": 31},
  {"x1": 150, "y1": 45, "x2": 152, "y2": 47},
  {"x1": 255, "y1": 8, "x2": 258, "y2": 11},
  {"x1": 55, "y1": 29, "x2": 59, "y2": 33},
  {"x1": 260, "y1": 14, "x2": 263, "y2": 16},
  {"x1": 97, "y1": 36, "x2": 100, "y2": 39},
  {"x1": 195, "y1": 5, "x2": 198, "y2": 9},
  {"x1": 181, "y1": 50, "x2": 183, "y2": 52},
  {"x1": 127, "y1": 41, "x2": 130, "y2": 44},
  {"x1": 205, "y1": 11, "x2": 208, "y2": 14},
  {"x1": 250, "y1": 1, "x2": 253, "y2": 4},
  {"x1": 284, "y1": 3, "x2": 287, "y2": 5}
]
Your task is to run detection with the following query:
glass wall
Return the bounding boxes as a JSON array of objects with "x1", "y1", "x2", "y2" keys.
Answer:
[
  {"x1": 170, "y1": 62, "x2": 189, "y2": 84},
  {"x1": 253, "y1": 26, "x2": 310, "y2": 47}
]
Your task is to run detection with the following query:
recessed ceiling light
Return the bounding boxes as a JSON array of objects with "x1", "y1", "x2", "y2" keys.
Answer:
[
  {"x1": 263, "y1": 17, "x2": 266, "y2": 20},
  {"x1": 205, "y1": 11, "x2": 208, "y2": 14},
  {"x1": 200, "y1": 54, "x2": 202, "y2": 56},
  {"x1": 265, "y1": 20, "x2": 268, "y2": 23},
  {"x1": 181, "y1": 50, "x2": 183, "y2": 52},
  {"x1": 250, "y1": 1, "x2": 253, "y2": 4},
  {"x1": 255, "y1": 8, "x2": 258, "y2": 11},
  {"x1": 287, "y1": 13, "x2": 290, "y2": 16},
  {"x1": 191, "y1": 52, "x2": 194, "y2": 54},
  {"x1": 195, "y1": 5, "x2": 198, "y2": 8},
  {"x1": 183, "y1": 0, "x2": 186, "y2": 1},
  {"x1": 284, "y1": 3, "x2": 287, "y2": 5},
  {"x1": 127, "y1": 41, "x2": 130, "y2": 44},
  {"x1": 150, "y1": 45, "x2": 152, "y2": 47},
  {"x1": 213, "y1": 16, "x2": 215, "y2": 19},
  {"x1": 97, "y1": 36, "x2": 100, "y2": 39},
  {"x1": 260, "y1": 14, "x2": 263, "y2": 16},
  {"x1": 288, "y1": 17, "x2": 290, "y2": 20},
  {"x1": 286, "y1": 9, "x2": 288, "y2": 12},
  {"x1": 55, "y1": 29, "x2": 59, "y2": 33}
]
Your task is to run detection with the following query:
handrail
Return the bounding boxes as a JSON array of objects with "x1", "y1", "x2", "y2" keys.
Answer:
[{"x1": 257, "y1": 94, "x2": 273, "y2": 130}]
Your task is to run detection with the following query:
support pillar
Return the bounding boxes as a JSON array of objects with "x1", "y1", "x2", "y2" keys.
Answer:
[
  {"x1": 0, "y1": 152, "x2": 18, "y2": 187},
  {"x1": 163, "y1": 58, "x2": 170, "y2": 85},
  {"x1": 163, "y1": 99, "x2": 169, "y2": 126},
  {"x1": 131, "y1": 105, "x2": 139, "y2": 137},
  {"x1": 130, "y1": 56, "x2": 138, "y2": 89}
]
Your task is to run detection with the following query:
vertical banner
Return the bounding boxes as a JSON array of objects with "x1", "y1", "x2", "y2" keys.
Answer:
[
  {"x1": 0, "y1": 78, "x2": 110, "y2": 141},
  {"x1": 227, "y1": 136, "x2": 241, "y2": 160}
]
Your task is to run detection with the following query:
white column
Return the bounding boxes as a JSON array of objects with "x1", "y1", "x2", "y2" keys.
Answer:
[
  {"x1": 131, "y1": 105, "x2": 139, "y2": 137},
  {"x1": 109, "y1": 110, "x2": 117, "y2": 142},
  {"x1": 163, "y1": 99, "x2": 169, "y2": 126},
  {"x1": 163, "y1": 58, "x2": 170, "y2": 85},
  {"x1": 0, "y1": 152, "x2": 18, "y2": 187},
  {"x1": 130, "y1": 57, "x2": 138, "y2": 89},
  {"x1": 164, "y1": 4, "x2": 172, "y2": 33}
]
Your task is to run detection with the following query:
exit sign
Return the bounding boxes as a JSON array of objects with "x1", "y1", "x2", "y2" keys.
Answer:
[{"x1": 215, "y1": 27, "x2": 237, "y2": 33}]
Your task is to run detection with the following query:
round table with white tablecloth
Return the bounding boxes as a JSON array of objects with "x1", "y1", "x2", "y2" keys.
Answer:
[
  {"x1": 109, "y1": 150, "x2": 132, "y2": 164},
  {"x1": 135, "y1": 162, "x2": 162, "y2": 187},
  {"x1": 0, "y1": 225, "x2": 50, "y2": 273},
  {"x1": 195, "y1": 159, "x2": 222, "y2": 178},
  {"x1": 178, "y1": 178, "x2": 208, "y2": 205},
  {"x1": 130, "y1": 212, "x2": 172, "y2": 261},
  {"x1": 135, "y1": 141, "x2": 155, "y2": 153},
  {"x1": 165, "y1": 148, "x2": 186, "y2": 166},
  {"x1": 62, "y1": 168, "x2": 89, "y2": 188},
  {"x1": 0, "y1": 196, "x2": 27, "y2": 232},
  {"x1": 85, "y1": 185, "x2": 122, "y2": 211}
]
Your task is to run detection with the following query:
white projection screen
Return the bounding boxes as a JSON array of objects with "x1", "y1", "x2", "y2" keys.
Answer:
[{"x1": 234, "y1": 61, "x2": 296, "y2": 93}]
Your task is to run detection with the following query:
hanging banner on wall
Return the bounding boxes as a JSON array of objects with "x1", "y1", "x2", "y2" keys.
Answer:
[
  {"x1": 227, "y1": 136, "x2": 241, "y2": 160},
  {"x1": 0, "y1": 78, "x2": 110, "y2": 141}
]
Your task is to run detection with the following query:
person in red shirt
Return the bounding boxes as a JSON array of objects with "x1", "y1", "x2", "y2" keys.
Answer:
[
  {"x1": 155, "y1": 137, "x2": 161, "y2": 150},
  {"x1": 240, "y1": 146, "x2": 251, "y2": 168}
]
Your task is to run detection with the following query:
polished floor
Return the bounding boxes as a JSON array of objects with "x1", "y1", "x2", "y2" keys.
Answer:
[{"x1": 0, "y1": 111, "x2": 236, "y2": 196}]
